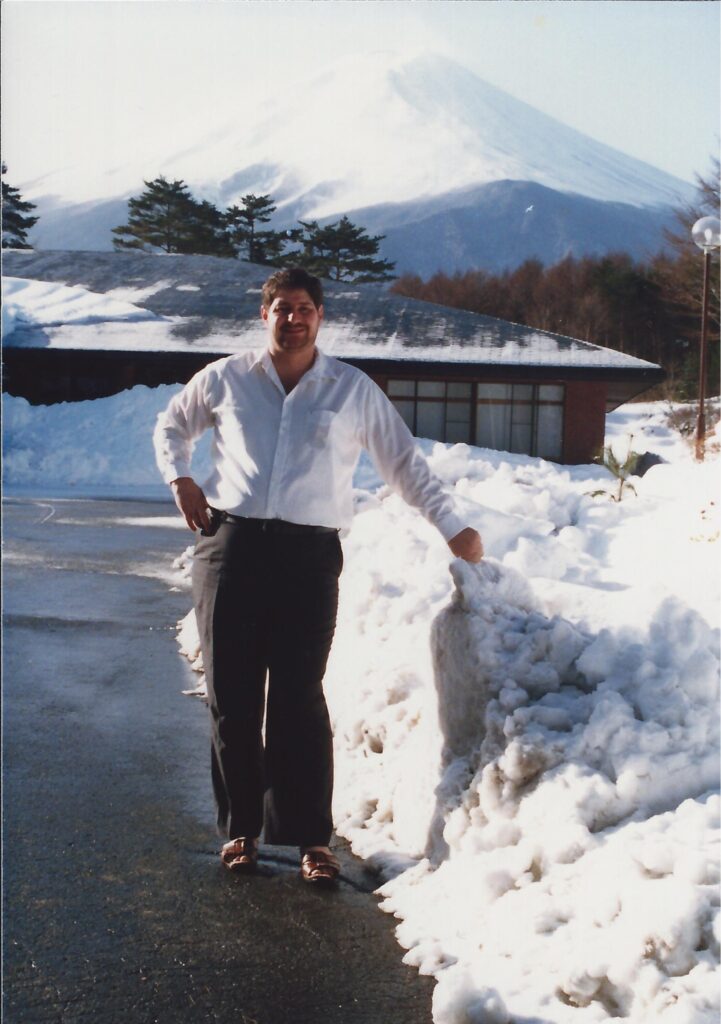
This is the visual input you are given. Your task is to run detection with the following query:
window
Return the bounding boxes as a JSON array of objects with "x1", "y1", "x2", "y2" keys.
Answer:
[
  {"x1": 388, "y1": 379, "x2": 472, "y2": 444},
  {"x1": 387, "y1": 378, "x2": 564, "y2": 459},
  {"x1": 535, "y1": 385, "x2": 564, "y2": 460},
  {"x1": 476, "y1": 383, "x2": 564, "y2": 459}
]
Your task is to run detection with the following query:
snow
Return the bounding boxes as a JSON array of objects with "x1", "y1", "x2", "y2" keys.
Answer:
[
  {"x1": 321, "y1": 334, "x2": 658, "y2": 369},
  {"x1": 2, "y1": 384, "x2": 211, "y2": 492},
  {"x1": 3, "y1": 385, "x2": 719, "y2": 1024},
  {"x1": 2, "y1": 277, "x2": 166, "y2": 342}
]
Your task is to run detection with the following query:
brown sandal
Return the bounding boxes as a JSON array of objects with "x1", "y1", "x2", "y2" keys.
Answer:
[
  {"x1": 300, "y1": 848, "x2": 340, "y2": 886},
  {"x1": 221, "y1": 837, "x2": 258, "y2": 873}
]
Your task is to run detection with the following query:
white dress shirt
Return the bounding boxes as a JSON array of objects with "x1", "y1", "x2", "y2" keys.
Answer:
[{"x1": 153, "y1": 348, "x2": 466, "y2": 541}]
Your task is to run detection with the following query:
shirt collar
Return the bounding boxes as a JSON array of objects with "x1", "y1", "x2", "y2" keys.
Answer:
[{"x1": 254, "y1": 347, "x2": 341, "y2": 383}]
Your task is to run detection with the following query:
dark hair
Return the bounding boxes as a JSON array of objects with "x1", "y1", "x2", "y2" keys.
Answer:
[{"x1": 261, "y1": 267, "x2": 324, "y2": 310}]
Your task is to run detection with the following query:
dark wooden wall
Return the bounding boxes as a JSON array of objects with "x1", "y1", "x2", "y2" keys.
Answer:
[
  {"x1": 563, "y1": 381, "x2": 608, "y2": 463},
  {"x1": 2, "y1": 347, "x2": 629, "y2": 465},
  {"x1": 2, "y1": 348, "x2": 223, "y2": 404}
]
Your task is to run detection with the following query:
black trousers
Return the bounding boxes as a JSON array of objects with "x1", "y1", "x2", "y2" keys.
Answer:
[{"x1": 192, "y1": 518, "x2": 343, "y2": 846}]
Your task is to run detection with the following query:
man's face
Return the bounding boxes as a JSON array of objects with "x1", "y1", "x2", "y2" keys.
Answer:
[{"x1": 261, "y1": 288, "x2": 324, "y2": 355}]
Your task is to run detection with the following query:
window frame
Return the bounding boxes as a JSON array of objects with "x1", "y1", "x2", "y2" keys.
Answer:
[{"x1": 385, "y1": 376, "x2": 565, "y2": 459}]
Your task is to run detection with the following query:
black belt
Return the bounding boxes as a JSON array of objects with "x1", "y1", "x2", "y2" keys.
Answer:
[{"x1": 215, "y1": 510, "x2": 338, "y2": 535}]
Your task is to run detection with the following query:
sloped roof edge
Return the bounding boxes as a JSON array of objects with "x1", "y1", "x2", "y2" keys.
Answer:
[{"x1": 2, "y1": 250, "x2": 663, "y2": 375}]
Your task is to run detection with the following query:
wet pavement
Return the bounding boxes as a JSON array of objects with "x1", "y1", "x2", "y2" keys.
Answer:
[{"x1": 3, "y1": 496, "x2": 435, "y2": 1024}]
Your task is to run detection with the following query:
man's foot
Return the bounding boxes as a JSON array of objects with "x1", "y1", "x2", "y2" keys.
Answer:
[
  {"x1": 221, "y1": 837, "x2": 258, "y2": 873},
  {"x1": 299, "y1": 846, "x2": 340, "y2": 886}
]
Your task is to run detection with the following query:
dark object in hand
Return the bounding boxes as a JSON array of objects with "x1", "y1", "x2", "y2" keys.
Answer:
[{"x1": 200, "y1": 508, "x2": 224, "y2": 537}]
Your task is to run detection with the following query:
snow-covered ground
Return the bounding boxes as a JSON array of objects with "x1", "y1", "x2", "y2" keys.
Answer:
[{"x1": 3, "y1": 386, "x2": 719, "y2": 1024}]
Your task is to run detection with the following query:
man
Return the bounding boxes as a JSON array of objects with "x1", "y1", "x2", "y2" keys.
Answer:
[{"x1": 154, "y1": 267, "x2": 482, "y2": 886}]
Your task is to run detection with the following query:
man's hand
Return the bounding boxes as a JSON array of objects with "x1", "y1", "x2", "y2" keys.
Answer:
[
  {"x1": 448, "y1": 527, "x2": 483, "y2": 563},
  {"x1": 171, "y1": 477, "x2": 211, "y2": 533}
]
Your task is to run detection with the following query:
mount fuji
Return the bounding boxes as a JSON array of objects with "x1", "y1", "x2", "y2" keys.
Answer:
[{"x1": 26, "y1": 51, "x2": 694, "y2": 274}]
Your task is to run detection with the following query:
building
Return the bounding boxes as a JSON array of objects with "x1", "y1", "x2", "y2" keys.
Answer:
[{"x1": 2, "y1": 250, "x2": 664, "y2": 464}]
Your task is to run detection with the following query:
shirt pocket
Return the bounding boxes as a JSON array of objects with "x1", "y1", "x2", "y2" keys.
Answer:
[{"x1": 308, "y1": 409, "x2": 337, "y2": 449}]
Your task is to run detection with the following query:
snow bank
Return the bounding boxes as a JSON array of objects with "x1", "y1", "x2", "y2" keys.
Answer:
[
  {"x1": 351, "y1": 561, "x2": 718, "y2": 1022},
  {"x1": 2, "y1": 386, "x2": 212, "y2": 492},
  {"x1": 3, "y1": 384, "x2": 719, "y2": 1023},
  {"x1": 2, "y1": 276, "x2": 164, "y2": 341},
  {"x1": 319, "y1": 419, "x2": 720, "y2": 1024}
]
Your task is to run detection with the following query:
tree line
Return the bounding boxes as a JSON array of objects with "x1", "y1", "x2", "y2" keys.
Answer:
[
  {"x1": 110, "y1": 177, "x2": 396, "y2": 283},
  {"x1": 391, "y1": 162, "x2": 720, "y2": 400}
]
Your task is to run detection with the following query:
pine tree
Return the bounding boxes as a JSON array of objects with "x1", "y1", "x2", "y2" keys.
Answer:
[
  {"x1": 288, "y1": 219, "x2": 326, "y2": 277},
  {"x1": 112, "y1": 177, "x2": 231, "y2": 255},
  {"x1": 225, "y1": 194, "x2": 285, "y2": 264},
  {"x1": 1, "y1": 164, "x2": 39, "y2": 249},
  {"x1": 289, "y1": 216, "x2": 395, "y2": 282},
  {"x1": 188, "y1": 200, "x2": 235, "y2": 257}
]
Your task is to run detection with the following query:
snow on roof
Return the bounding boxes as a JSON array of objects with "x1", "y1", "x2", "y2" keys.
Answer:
[{"x1": 2, "y1": 250, "x2": 661, "y2": 374}]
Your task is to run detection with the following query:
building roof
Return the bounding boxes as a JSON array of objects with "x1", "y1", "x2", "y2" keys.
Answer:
[{"x1": 3, "y1": 251, "x2": 663, "y2": 385}]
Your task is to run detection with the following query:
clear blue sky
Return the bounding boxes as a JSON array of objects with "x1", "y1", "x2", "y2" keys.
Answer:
[{"x1": 2, "y1": 0, "x2": 719, "y2": 194}]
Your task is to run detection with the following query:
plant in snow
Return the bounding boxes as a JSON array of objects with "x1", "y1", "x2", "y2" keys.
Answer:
[
  {"x1": 665, "y1": 400, "x2": 721, "y2": 458},
  {"x1": 590, "y1": 436, "x2": 641, "y2": 502}
]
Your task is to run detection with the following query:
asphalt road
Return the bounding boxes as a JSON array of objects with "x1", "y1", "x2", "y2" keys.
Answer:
[{"x1": 3, "y1": 496, "x2": 435, "y2": 1024}]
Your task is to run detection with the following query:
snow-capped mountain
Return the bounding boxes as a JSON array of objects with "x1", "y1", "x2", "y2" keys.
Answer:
[
  {"x1": 199, "y1": 51, "x2": 691, "y2": 213},
  {"x1": 340, "y1": 180, "x2": 680, "y2": 276},
  {"x1": 25, "y1": 51, "x2": 693, "y2": 270}
]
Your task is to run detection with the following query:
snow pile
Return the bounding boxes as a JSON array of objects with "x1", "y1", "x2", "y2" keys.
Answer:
[
  {"x1": 336, "y1": 558, "x2": 718, "y2": 1022},
  {"x1": 2, "y1": 384, "x2": 719, "y2": 1023},
  {"x1": 2, "y1": 276, "x2": 164, "y2": 341},
  {"x1": 2, "y1": 385, "x2": 211, "y2": 492},
  {"x1": 319, "y1": 422, "x2": 719, "y2": 1024}
]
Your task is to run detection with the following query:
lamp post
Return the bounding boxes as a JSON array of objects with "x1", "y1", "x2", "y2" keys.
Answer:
[{"x1": 691, "y1": 216, "x2": 721, "y2": 461}]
